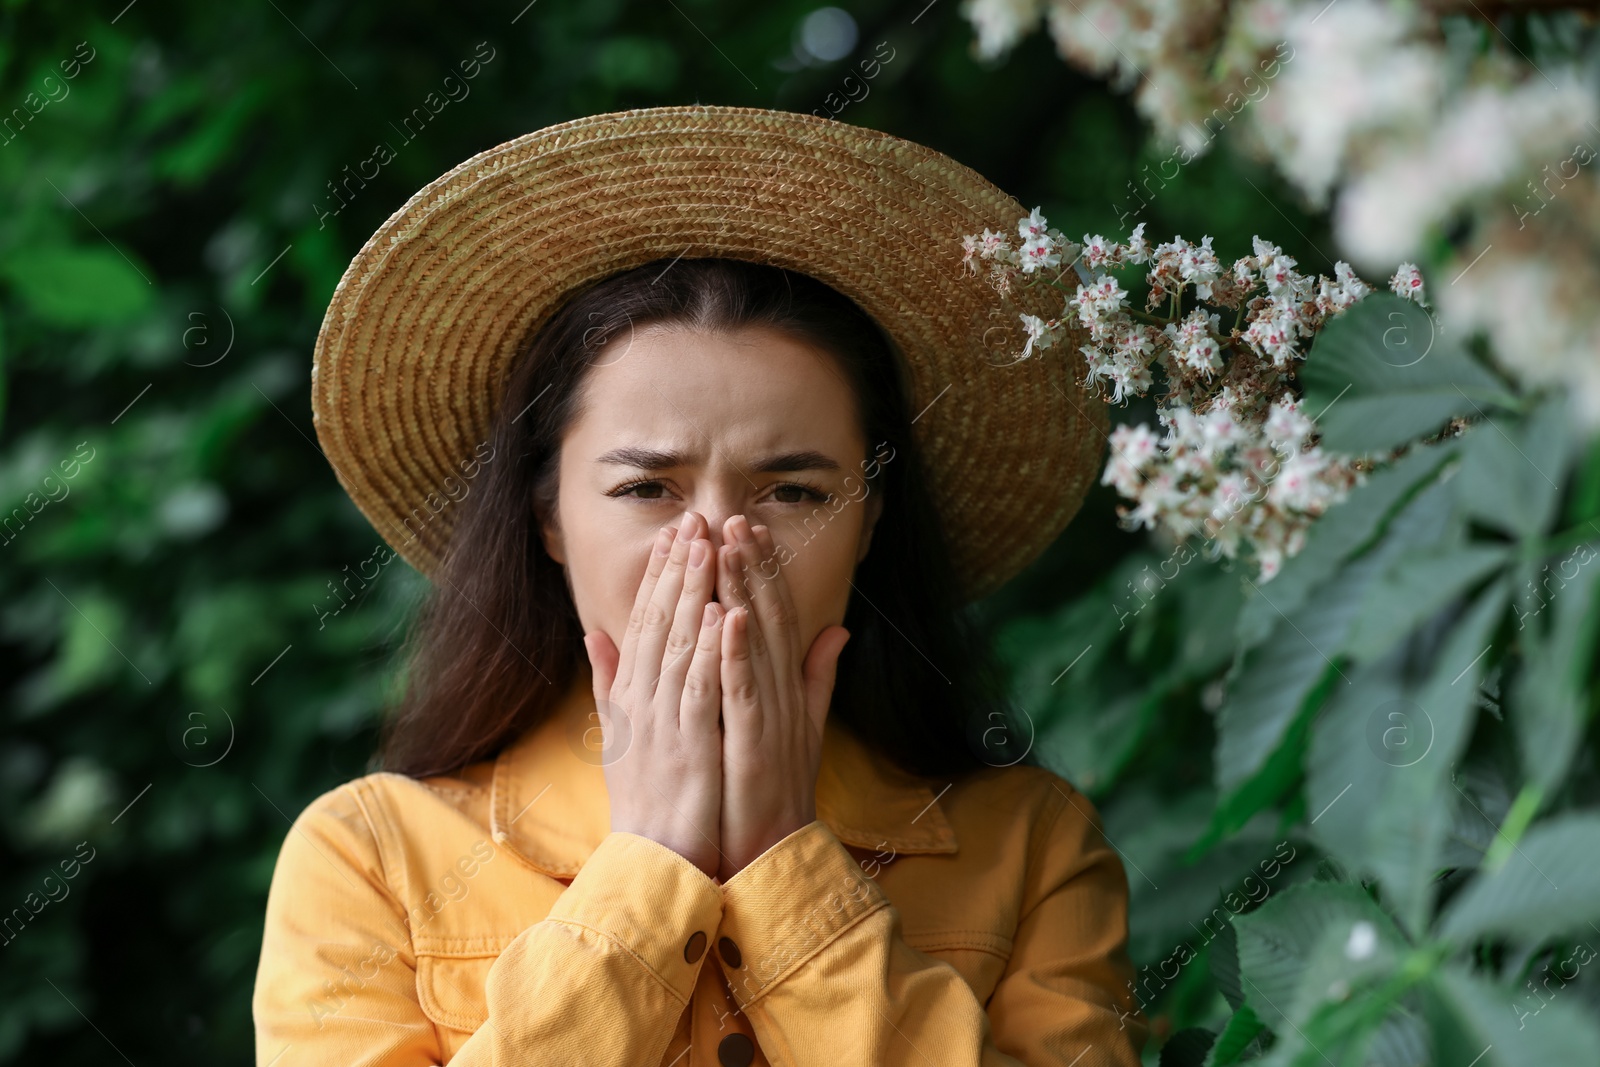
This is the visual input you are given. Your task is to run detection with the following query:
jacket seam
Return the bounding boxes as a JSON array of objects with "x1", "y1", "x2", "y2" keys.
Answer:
[
  {"x1": 826, "y1": 821, "x2": 954, "y2": 853},
  {"x1": 905, "y1": 927, "x2": 1014, "y2": 958},
  {"x1": 1027, "y1": 777, "x2": 1073, "y2": 884},
  {"x1": 414, "y1": 955, "x2": 493, "y2": 1033},
  {"x1": 735, "y1": 896, "x2": 890, "y2": 1009},
  {"x1": 344, "y1": 777, "x2": 432, "y2": 959},
  {"x1": 545, "y1": 916, "x2": 693, "y2": 1007},
  {"x1": 1024, "y1": 777, "x2": 1075, "y2": 921},
  {"x1": 326, "y1": 778, "x2": 420, "y2": 961},
  {"x1": 348, "y1": 777, "x2": 407, "y2": 912},
  {"x1": 411, "y1": 937, "x2": 519, "y2": 956},
  {"x1": 910, "y1": 939, "x2": 1012, "y2": 959},
  {"x1": 1002, "y1": 777, "x2": 1075, "y2": 959}
]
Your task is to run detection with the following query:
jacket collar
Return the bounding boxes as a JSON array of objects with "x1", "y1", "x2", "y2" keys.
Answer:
[{"x1": 489, "y1": 666, "x2": 958, "y2": 878}]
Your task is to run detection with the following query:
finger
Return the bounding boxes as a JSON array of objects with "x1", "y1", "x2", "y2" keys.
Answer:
[
  {"x1": 614, "y1": 520, "x2": 679, "y2": 693},
  {"x1": 583, "y1": 630, "x2": 620, "y2": 698},
  {"x1": 730, "y1": 515, "x2": 789, "y2": 696},
  {"x1": 750, "y1": 523, "x2": 803, "y2": 668},
  {"x1": 634, "y1": 515, "x2": 699, "y2": 694},
  {"x1": 679, "y1": 600, "x2": 724, "y2": 736},
  {"x1": 717, "y1": 527, "x2": 751, "y2": 603},
  {"x1": 716, "y1": 535, "x2": 751, "y2": 616},
  {"x1": 802, "y1": 625, "x2": 851, "y2": 737},
  {"x1": 720, "y1": 605, "x2": 762, "y2": 748},
  {"x1": 655, "y1": 533, "x2": 716, "y2": 715},
  {"x1": 720, "y1": 530, "x2": 776, "y2": 707},
  {"x1": 583, "y1": 629, "x2": 625, "y2": 760}
]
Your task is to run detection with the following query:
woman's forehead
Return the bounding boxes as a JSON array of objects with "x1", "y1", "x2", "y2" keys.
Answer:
[
  {"x1": 570, "y1": 325, "x2": 866, "y2": 452},
  {"x1": 594, "y1": 444, "x2": 845, "y2": 473}
]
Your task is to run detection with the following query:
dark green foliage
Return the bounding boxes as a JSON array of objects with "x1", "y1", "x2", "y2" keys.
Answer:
[
  {"x1": 0, "y1": 2, "x2": 1164, "y2": 1062},
  {"x1": 4, "y1": 2, "x2": 1598, "y2": 1066}
]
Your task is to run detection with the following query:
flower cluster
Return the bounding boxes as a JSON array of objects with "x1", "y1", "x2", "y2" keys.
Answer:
[
  {"x1": 957, "y1": 0, "x2": 1600, "y2": 428},
  {"x1": 1100, "y1": 396, "x2": 1363, "y2": 582},
  {"x1": 964, "y1": 210, "x2": 1431, "y2": 580}
]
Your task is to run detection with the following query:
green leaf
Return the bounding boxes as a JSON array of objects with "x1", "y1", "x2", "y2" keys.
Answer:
[
  {"x1": 1363, "y1": 1011, "x2": 1430, "y2": 1067},
  {"x1": 1511, "y1": 563, "x2": 1600, "y2": 795},
  {"x1": 1236, "y1": 441, "x2": 1461, "y2": 651},
  {"x1": 592, "y1": 37, "x2": 681, "y2": 91},
  {"x1": 0, "y1": 244, "x2": 154, "y2": 326},
  {"x1": 1000, "y1": 555, "x2": 1168, "y2": 794},
  {"x1": 1362, "y1": 579, "x2": 1508, "y2": 934},
  {"x1": 1302, "y1": 293, "x2": 1513, "y2": 455},
  {"x1": 1437, "y1": 814, "x2": 1600, "y2": 944},
  {"x1": 1310, "y1": 578, "x2": 1508, "y2": 935},
  {"x1": 1211, "y1": 919, "x2": 1244, "y2": 1011},
  {"x1": 21, "y1": 755, "x2": 118, "y2": 845},
  {"x1": 0, "y1": 305, "x2": 7, "y2": 435},
  {"x1": 1234, "y1": 882, "x2": 1405, "y2": 1035},
  {"x1": 1174, "y1": 562, "x2": 1244, "y2": 677},
  {"x1": 1160, "y1": 1027, "x2": 1217, "y2": 1067},
  {"x1": 1249, "y1": 995, "x2": 1426, "y2": 1067},
  {"x1": 15, "y1": 588, "x2": 133, "y2": 715},
  {"x1": 129, "y1": 71, "x2": 213, "y2": 137},
  {"x1": 1205, "y1": 1004, "x2": 1266, "y2": 1066},
  {"x1": 152, "y1": 82, "x2": 270, "y2": 186},
  {"x1": 1130, "y1": 812, "x2": 1295, "y2": 960},
  {"x1": 1453, "y1": 395, "x2": 1574, "y2": 541},
  {"x1": 1305, "y1": 656, "x2": 1407, "y2": 866},
  {"x1": 1569, "y1": 432, "x2": 1600, "y2": 526},
  {"x1": 1342, "y1": 543, "x2": 1510, "y2": 663},
  {"x1": 1215, "y1": 635, "x2": 1337, "y2": 796},
  {"x1": 1217, "y1": 477, "x2": 1456, "y2": 793},
  {"x1": 1194, "y1": 720, "x2": 1312, "y2": 853},
  {"x1": 1425, "y1": 964, "x2": 1600, "y2": 1067},
  {"x1": 1201, "y1": 474, "x2": 1463, "y2": 851}
]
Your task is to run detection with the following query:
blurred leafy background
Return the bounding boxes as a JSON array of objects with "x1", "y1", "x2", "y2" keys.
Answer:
[{"x1": 2, "y1": 0, "x2": 1596, "y2": 1064}]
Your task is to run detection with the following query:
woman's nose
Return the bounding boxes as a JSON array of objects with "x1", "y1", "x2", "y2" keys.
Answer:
[{"x1": 681, "y1": 506, "x2": 742, "y2": 552}]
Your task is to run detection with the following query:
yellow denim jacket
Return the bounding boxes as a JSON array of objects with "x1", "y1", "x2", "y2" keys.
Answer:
[{"x1": 252, "y1": 667, "x2": 1149, "y2": 1066}]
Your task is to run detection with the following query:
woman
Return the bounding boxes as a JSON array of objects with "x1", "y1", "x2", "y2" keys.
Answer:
[{"x1": 254, "y1": 104, "x2": 1145, "y2": 1067}]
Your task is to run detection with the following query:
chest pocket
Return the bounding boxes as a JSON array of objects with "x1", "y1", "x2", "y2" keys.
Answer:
[
  {"x1": 416, "y1": 952, "x2": 496, "y2": 1034},
  {"x1": 903, "y1": 930, "x2": 1014, "y2": 1006}
]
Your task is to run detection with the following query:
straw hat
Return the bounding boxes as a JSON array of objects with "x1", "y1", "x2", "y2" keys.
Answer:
[{"x1": 310, "y1": 103, "x2": 1107, "y2": 604}]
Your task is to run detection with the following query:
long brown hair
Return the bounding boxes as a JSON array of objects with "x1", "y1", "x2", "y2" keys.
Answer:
[{"x1": 378, "y1": 256, "x2": 1023, "y2": 780}]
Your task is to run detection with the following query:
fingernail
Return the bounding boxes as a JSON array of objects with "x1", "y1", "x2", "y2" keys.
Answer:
[
  {"x1": 654, "y1": 527, "x2": 673, "y2": 556},
  {"x1": 751, "y1": 524, "x2": 768, "y2": 539},
  {"x1": 735, "y1": 516, "x2": 754, "y2": 545},
  {"x1": 675, "y1": 515, "x2": 693, "y2": 542},
  {"x1": 690, "y1": 540, "x2": 707, "y2": 567},
  {"x1": 702, "y1": 601, "x2": 718, "y2": 627}
]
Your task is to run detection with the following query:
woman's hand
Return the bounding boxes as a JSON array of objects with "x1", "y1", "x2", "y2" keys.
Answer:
[
  {"x1": 715, "y1": 514, "x2": 851, "y2": 882},
  {"x1": 583, "y1": 512, "x2": 727, "y2": 879}
]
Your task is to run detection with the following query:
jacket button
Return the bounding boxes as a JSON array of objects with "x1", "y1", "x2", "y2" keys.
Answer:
[
  {"x1": 717, "y1": 936, "x2": 742, "y2": 968},
  {"x1": 684, "y1": 931, "x2": 707, "y2": 963},
  {"x1": 718, "y1": 1032, "x2": 754, "y2": 1067}
]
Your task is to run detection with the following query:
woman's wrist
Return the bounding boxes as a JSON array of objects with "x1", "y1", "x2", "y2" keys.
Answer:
[
  {"x1": 718, "y1": 811, "x2": 817, "y2": 881},
  {"x1": 611, "y1": 819, "x2": 722, "y2": 879}
]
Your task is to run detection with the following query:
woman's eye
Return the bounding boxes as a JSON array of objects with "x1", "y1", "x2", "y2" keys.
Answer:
[
  {"x1": 771, "y1": 483, "x2": 829, "y2": 505},
  {"x1": 608, "y1": 480, "x2": 827, "y2": 504},
  {"x1": 609, "y1": 480, "x2": 670, "y2": 500}
]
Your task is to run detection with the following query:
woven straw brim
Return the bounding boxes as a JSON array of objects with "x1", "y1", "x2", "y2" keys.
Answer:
[{"x1": 311, "y1": 104, "x2": 1107, "y2": 604}]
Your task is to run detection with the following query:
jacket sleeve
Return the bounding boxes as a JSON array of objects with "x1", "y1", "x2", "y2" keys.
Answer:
[
  {"x1": 711, "y1": 783, "x2": 1148, "y2": 1067},
  {"x1": 252, "y1": 781, "x2": 724, "y2": 1066}
]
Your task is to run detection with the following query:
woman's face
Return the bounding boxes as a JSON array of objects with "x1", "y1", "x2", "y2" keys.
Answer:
[{"x1": 539, "y1": 322, "x2": 884, "y2": 659}]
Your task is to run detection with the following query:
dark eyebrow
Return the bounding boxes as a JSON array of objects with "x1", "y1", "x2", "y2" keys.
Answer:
[
  {"x1": 594, "y1": 446, "x2": 687, "y2": 470},
  {"x1": 750, "y1": 450, "x2": 842, "y2": 474},
  {"x1": 595, "y1": 446, "x2": 842, "y2": 474}
]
